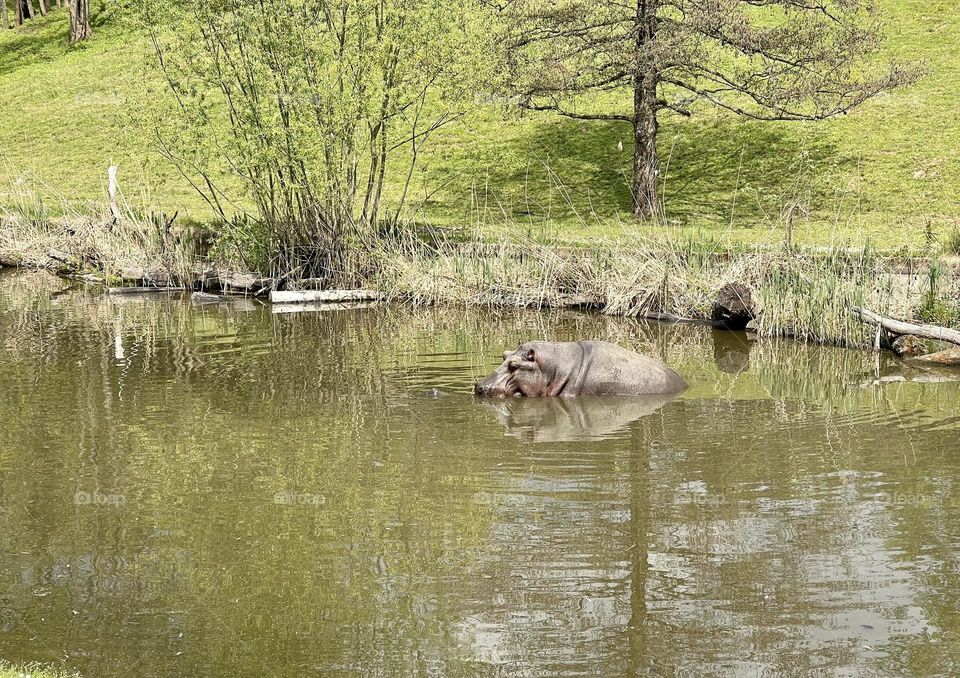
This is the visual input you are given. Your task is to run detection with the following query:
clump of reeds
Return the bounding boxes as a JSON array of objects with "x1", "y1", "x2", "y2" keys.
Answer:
[
  {"x1": 0, "y1": 174, "x2": 199, "y2": 284},
  {"x1": 374, "y1": 221, "x2": 956, "y2": 348},
  {"x1": 944, "y1": 228, "x2": 960, "y2": 256}
]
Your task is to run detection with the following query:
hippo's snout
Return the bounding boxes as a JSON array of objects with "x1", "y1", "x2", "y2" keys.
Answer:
[{"x1": 474, "y1": 366, "x2": 516, "y2": 398}]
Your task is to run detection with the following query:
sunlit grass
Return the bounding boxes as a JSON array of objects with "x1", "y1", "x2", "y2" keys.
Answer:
[
  {"x1": 0, "y1": 662, "x2": 79, "y2": 678},
  {"x1": 0, "y1": 1, "x2": 958, "y2": 253}
]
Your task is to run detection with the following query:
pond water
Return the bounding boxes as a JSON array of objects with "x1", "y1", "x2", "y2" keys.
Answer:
[{"x1": 1, "y1": 269, "x2": 959, "y2": 676}]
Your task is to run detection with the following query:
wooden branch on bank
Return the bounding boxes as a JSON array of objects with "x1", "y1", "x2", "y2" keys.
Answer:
[
  {"x1": 849, "y1": 306, "x2": 960, "y2": 347},
  {"x1": 270, "y1": 289, "x2": 383, "y2": 304}
]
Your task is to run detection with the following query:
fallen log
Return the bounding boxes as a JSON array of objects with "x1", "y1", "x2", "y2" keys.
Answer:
[
  {"x1": 907, "y1": 347, "x2": 960, "y2": 367},
  {"x1": 849, "y1": 307, "x2": 960, "y2": 347},
  {"x1": 270, "y1": 289, "x2": 382, "y2": 304}
]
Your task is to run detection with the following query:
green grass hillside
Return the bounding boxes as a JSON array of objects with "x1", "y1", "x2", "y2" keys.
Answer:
[
  {"x1": 0, "y1": 1, "x2": 958, "y2": 251},
  {"x1": 0, "y1": 662, "x2": 78, "y2": 678}
]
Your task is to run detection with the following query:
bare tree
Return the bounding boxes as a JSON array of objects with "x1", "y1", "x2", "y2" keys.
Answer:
[
  {"x1": 68, "y1": 0, "x2": 90, "y2": 42},
  {"x1": 494, "y1": 0, "x2": 921, "y2": 219}
]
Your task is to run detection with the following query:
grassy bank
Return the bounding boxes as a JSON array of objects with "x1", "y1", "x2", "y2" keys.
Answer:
[
  {"x1": 3, "y1": 184, "x2": 958, "y2": 350},
  {"x1": 0, "y1": 3, "x2": 959, "y2": 252},
  {"x1": 0, "y1": 663, "x2": 78, "y2": 678}
]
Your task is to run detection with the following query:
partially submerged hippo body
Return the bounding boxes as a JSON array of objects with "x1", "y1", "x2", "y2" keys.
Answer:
[{"x1": 474, "y1": 341, "x2": 687, "y2": 397}]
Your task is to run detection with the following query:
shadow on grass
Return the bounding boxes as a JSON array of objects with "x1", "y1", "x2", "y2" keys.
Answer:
[
  {"x1": 478, "y1": 113, "x2": 852, "y2": 228},
  {"x1": 0, "y1": 9, "x2": 72, "y2": 77},
  {"x1": 659, "y1": 117, "x2": 849, "y2": 227},
  {"x1": 0, "y1": 0, "x2": 117, "y2": 77}
]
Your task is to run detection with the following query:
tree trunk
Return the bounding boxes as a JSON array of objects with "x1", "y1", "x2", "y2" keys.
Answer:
[
  {"x1": 37, "y1": 0, "x2": 45, "y2": 16},
  {"x1": 632, "y1": 83, "x2": 659, "y2": 220},
  {"x1": 68, "y1": 0, "x2": 90, "y2": 42},
  {"x1": 631, "y1": 0, "x2": 660, "y2": 220},
  {"x1": 13, "y1": 0, "x2": 21, "y2": 25},
  {"x1": 2, "y1": 0, "x2": 9, "y2": 29},
  {"x1": 23, "y1": 0, "x2": 34, "y2": 20}
]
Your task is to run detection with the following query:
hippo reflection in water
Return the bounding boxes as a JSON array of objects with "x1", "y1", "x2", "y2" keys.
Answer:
[
  {"x1": 474, "y1": 340, "x2": 686, "y2": 397},
  {"x1": 483, "y1": 395, "x2": 679, "y2": 442}
]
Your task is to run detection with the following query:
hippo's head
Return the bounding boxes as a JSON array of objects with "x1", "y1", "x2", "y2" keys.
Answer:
[{"x1": 474, "y1": 343, "x2": 554, "y2": 397}]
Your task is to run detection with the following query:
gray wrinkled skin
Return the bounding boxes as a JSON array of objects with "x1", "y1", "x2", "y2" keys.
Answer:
[{"x1": 474, "y1": 340, "x2": 687, "y2": 397}]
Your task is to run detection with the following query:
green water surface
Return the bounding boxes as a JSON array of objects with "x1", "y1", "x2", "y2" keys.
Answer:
[{"x1": 1, "y1": 270, "x2": 959, "y2": 676}]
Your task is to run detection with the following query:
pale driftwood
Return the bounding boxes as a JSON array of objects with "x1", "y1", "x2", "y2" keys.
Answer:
[
  {"x1": 849, "y1": 307, "x2": 960, "y2": 347},
  {"x1": 271, "y1": 301, "x2": 380, "y2": 315},
  {"x1": 908, "y1": 347, "x2": 960, "y2": 367},
  {"x1": 270, "y1": 289, "x2": 382, "y2": 304},
  {"x1": 107, "y1": 165, "x2": 120, "y2": 224}
]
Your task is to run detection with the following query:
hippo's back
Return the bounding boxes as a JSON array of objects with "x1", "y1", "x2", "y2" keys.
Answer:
[{"x1": 580, "y1": 340, "x2": 687, "y2": 395}]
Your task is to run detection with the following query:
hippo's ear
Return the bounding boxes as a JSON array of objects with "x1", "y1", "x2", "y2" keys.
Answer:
[{"x1": 525, "y1": 348, "x2": 536, "y2": 363}]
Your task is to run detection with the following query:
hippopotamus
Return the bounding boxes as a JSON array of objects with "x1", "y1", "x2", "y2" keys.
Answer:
[{"x1": 474, "y1": 341, "x2": 686, "y2": 397}]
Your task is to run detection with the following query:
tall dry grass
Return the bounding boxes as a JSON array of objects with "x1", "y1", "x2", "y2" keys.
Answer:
[
  {"x1": 0, "y1": 174, "x2": 199, "y2": 283},
  {"x1": 2, "y1": 175, "x2": 958, "y2": 349},
  {"x1": 375, "y1": 227, "x2": 958, "y2": 348}
]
